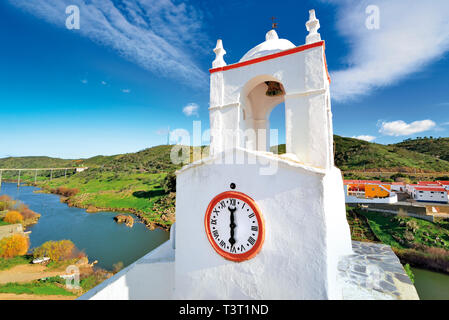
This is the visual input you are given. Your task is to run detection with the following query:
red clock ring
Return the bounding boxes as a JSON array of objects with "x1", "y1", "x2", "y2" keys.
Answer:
[{"x1": 204, "y1": 191, "x2": 265, "y2": 262}]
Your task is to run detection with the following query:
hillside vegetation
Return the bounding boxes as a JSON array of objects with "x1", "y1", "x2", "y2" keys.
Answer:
[
  {"x1": 0, "y1": 145, "x2": 181, "y2": 172},
  {"x1": 31, "y1": 146, "x2": 187, "y2": 231},
  {"x1": 272, "y1": 135, "x2": 449, "y2": 173},
  {"x1": 334, "y1": 135, "x2": 449, "y2": 172},
  {"x1": 0, "y1": 156, "x2": 77, "y2": 169},
  {"x1": 0, "y1": 146, "x2": 202, "y2": 231},
  {"x1": 1, "y1": 137, "x2": 448, "y2": 231},
  {"x1": 393, "y1": 137, "x2": 449, "y2": 162},
  {"x1": 2, "y1": 138, "x2": 449, "y2": 173}
]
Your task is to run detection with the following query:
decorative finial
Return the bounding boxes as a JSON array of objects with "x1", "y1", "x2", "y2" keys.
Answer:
[
  {"x1": 212, "y1": 39, "x2": 227, "y2": 68},
  {"x1": 271, "y1": 16, "x2": 278, "y2": 30},
  {"x1": 265, "y1": 29, "x2": 279, "y2": 41},
  {"x1": 305, "y1": 9, "x2": 321, "y2": 44}
]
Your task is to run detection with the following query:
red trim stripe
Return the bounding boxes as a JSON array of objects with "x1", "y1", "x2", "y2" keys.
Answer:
[{"x1": 210, "y1": 40, "x2": 327, "y2": 75}]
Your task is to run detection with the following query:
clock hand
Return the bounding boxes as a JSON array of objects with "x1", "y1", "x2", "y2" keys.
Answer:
[{"x1": 228, "y1": 205, "x2": 237, "y2": 247}]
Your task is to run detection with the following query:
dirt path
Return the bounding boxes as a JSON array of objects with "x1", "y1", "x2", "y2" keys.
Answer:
[
  {"x1": 0, "y1": 264, "x2": 65, "y2": 284},
  {"x1": 0, "y1": 293, "x2": 76, "y2": 300}
]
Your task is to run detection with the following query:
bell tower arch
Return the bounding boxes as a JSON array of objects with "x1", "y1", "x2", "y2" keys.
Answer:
[
  {"x1": 209, "y1": 11, "x2": 333, "y2": 170},
  {"x1": 239, "y1": 75, "x2": 286, "y2": 152}
]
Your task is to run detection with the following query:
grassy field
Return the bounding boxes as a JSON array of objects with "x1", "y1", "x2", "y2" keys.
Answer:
[
  {"x1": 0, "y1": 280, "x2": 75, "y2": 296},
  {"x1": 0, "y1": 256, "x2": 33, "y2": 271},
  {"x1": 357, "y1": 210, "x2": 449, "y2": 250},
  {"x1": 0, "y1": 219, "x2": 10, "y2": 226},
  {"x1": 346, "y1": 207, "x2": 379, "y2": 243},
  {"x1": 38, "y1": 171, "x2": 174, "y2": 229},
  {"x1": 347, "y1": 207, "x2": 449, "y2": 273}
]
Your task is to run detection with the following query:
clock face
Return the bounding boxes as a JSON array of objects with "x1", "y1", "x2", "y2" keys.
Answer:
[{"x1": 204, "y1": 191, "x2": 265, "y2": 262}]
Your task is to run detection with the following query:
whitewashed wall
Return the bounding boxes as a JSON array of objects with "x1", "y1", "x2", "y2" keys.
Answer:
[
  {"x1": 175, "y1": 150, "x2": 352, "y2": 299},
  {"x1": 209, "y1": 44, "x2": 333, "y2": 170}
]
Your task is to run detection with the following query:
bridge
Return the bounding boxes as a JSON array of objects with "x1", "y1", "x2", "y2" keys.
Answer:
[{"x1": 0, "y1": 167, "x2": 88, "y2": 187}]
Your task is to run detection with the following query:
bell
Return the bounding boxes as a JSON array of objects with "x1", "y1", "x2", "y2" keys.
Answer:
[{"x1": 265, "y1": 81, "x2": 284, "y2": 96}]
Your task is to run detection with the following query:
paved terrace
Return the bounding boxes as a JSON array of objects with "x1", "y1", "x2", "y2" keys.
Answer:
[{"x1": 338, "y1": 241, "x2": 419, "y2": 300}]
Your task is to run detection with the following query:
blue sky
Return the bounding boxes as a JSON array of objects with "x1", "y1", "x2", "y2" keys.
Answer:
[{"x1": 1, "y1": 0, "x2": 448, "y2": 158}]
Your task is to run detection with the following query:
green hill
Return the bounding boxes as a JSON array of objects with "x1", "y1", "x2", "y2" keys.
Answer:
[
  {"x1": 2, "y1": 139, "x2": 448, "y2": 232},
  {"x1": 393, "y1": 137, "x2": 449, "y2": 162},
  {"x1": 272, "y1": 135, "x2": 449, "y2": 173},
  {"x1": 100, "y1": 145, "x2": 181, "y2": 173},
  {"x1": 0, "y1": 156, "x2": 77, "y2": 169},
  {"x1": 0, "y1": 145, "x2": 179, "y2": 173},
  {"x1": 2, "y1": 137, "x2": 449, "y2": 174}
]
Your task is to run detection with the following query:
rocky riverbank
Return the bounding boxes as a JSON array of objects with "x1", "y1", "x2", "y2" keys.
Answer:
[
  {"x1": 40, "y1": 188, "x2": 174, "y2": 232},
  {"x1": 114, "y1": 214, "x2": 134, "y2": 227}
]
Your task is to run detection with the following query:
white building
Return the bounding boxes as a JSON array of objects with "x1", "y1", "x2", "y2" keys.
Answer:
[
  {"x1": 406, "y1": 184, "x2": 419, "y2": 195},
  {"x1": 390, "y1": 182, "x2": 405, "y2": 192},
  {"x1": 413, "y1": 186, "x2": 449, "y2": 204}
]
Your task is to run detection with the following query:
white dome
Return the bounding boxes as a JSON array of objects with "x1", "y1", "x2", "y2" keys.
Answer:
[{"x1": 239, "y1": 30, "x2": 296, "y2": 63}]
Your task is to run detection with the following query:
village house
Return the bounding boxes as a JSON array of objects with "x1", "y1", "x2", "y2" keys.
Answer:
[
  {"x1": 413, "y1": 186, "x2": 448, "y2": 204},
  {"x1": 343, "y1": 180, "x2": 397, "y2": 203},
  {"x1": 391, "y1": 182, "x2": 405, "y2": 192}
]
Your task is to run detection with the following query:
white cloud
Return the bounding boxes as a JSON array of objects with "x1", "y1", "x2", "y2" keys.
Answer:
[
  {"x1": 9, "y1": 0, "x2": 208, "y2": 87},
  {"x1": 352, "y1": 135, "x2": 376, "y2": 142},
  {"x1": 327, "y1": 0, "x2": 449, "y2": 101},
  {"x1": 80, "y1": 79, "x2": 88, "y2": 84},
  {"x1": 183, "y1": 103, "x2": 199, "y2": 117},
  {"x1": 121, "y1": 89, "x2": 131, "y2": 93},
  {"x1": 379, "y1": 119, "x2": 436, "y2": 136}
]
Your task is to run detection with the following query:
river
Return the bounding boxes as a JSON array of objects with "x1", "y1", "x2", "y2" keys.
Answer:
[
  {"x1": 411, "y1": 267, "x2": 449, "y2": 300},
  {"x1": 0, "y1": 183, "x2": 169, "y2": 271}
]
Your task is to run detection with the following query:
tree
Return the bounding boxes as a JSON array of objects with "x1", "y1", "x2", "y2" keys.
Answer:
[
  {"x1": 4, "y1": 211, "x2": 23, "y2": 224},
  {"x1": 0, "y1": 195, "x2": 13, "y2": 211},
  {"x1": 18, "y1": 207, "x2": 40, "y2": 220},
  {"x1": 33, "y1": 240, "x2": 76, "y2": 261},
  {"x1": 162, "y1": 172, "x2": 176, "y2": 193},
  {"x1": 0, "y1": 234, "x2": 29, "y2": 258}
]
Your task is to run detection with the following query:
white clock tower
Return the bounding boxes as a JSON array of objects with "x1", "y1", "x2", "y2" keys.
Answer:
[{"x1": 174, "y1": 10, "x2": 353, "y2": 299}]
